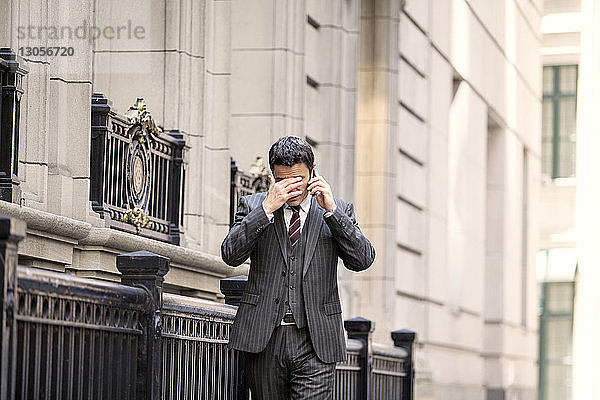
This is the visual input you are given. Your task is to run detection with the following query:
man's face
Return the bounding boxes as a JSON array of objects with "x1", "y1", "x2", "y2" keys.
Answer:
[{"x1": 273, "y1": 163, "x2": 311, "y2": 206}]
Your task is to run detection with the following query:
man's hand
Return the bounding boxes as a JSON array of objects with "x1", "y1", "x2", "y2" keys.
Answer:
[
  {"x1": 262, "y1": 176, "x2": 304, "y2": 214},
  {"x1": 308, "y1": 166, "x2": 336, "y2": 213}
]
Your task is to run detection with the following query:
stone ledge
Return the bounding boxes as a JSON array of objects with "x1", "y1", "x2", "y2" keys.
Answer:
[{"x1": 0, "y1": 200, "x2": 249, "y2": 280}]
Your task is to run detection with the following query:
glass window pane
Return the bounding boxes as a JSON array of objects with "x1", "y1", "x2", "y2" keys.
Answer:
[
  {"x1": 543, "y1": 67, "x2": 555, "y2": 95},
  {"x1": 544, "y1": 283, "x2": 574, "y2": 314},
  {"x1": 559, "y1": 65, "x2": 578, "y2": 94},
  {"x1": 558, "y1": 98, "x2": 577, "y2": 177},
  {"x1": 542, "y1": 99, "x2": 554, "y2": 176}
]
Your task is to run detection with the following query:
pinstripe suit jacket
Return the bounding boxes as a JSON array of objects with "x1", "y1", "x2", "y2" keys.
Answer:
[{"x1": 221, "y1": 191, "x2": 375, "y2": 363}]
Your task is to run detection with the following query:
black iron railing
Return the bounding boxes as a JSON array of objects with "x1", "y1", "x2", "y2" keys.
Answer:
[
  {"x1": 221, "y1": 276, "x2": 417, "y2": 400},
  {"x1": 229, "y1": 158, "x2": 269, "y2": 227},
  {"x1": 0, "y1": 48, "x2": 28, "y2": 204},
  {"x1": 90, "y1": 94, "x2": 188, "y2": 245},
  {"x1": 1, "y1": 213, "x2": 416, "y2": 399}
]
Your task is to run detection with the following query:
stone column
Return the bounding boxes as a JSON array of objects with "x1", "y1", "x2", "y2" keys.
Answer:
[{"x1": 573, "y1": 0, "x2": 600, "y2": 398}]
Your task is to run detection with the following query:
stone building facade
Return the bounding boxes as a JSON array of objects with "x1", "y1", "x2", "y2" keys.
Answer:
[{"x1": 0, "y1": 0, "x2": 540, "y2": 398}]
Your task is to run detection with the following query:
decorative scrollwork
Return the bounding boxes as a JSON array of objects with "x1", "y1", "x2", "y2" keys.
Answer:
[
  {"x1": 124, "y1": 97, "x2": 162, "y2": 142},
  {"x1": 122, "y1": 207, "x2": 150, "y2": 233}
]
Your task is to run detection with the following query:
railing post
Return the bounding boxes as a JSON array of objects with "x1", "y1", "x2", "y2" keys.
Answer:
[
  {"x1": 230, "y1": 158, "x2": 239, "y2": 228},
  {"x1": 0, "y1": 214, "x2": 26, "y2": 399},
  {"x1": 0, "y1": 48, "x2": 29, "y2": 204},
  {"x1": 117, "y1": 250, "x2": 170, "y2": 400},
  {"x1": 166, "y1": 130, "x2": 186, "y2": 245},
  {"x1": 392, "y1": 329, "x2": 417, "y2": 400},
  {"x1": 220, "y1": 275, "x2": 248, "y2": 306},
  {"x1": 344, "y1": 317, "x2": 374, "y2": 400},
  {"x1": 90, "y1": 93, "x2": 111, "y2": 218},
  {"x1": 220, "y1": 275, "x2": 249, "y2": 400}
]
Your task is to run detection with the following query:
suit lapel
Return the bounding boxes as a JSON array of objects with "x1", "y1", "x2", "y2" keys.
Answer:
[
  {"x1": 303, "y1": 196, "x2": 324, "y2": 277},
  {"x1": 274, "y1": 207, "x2": 290, "y2": 269}
]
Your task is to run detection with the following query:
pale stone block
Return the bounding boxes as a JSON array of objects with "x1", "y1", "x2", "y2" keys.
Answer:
[
  {"x1": 403, "y1": 0, "x2": 429, "y2": 33},
  {"x1": 341, "y1": 0, "x2": 359, "y2": 32},
  {"x1": 163, "y1": 0, "x2": 205, "y2": 56},
  {"x1": 47, "y1": 80, "x2": 92, "y2": 178},
  {"x1": 399, "y1": 13, "x2": 429, "y2": 75},
  {"x1": 47, "y1": 174, "x2": 73, "y2": 217},
  {"x1": 341, "y1": 33, "x2": 359, "y2": 90},
  {"x1": 428, "y1": 214, "x2": 448, "y2": 304},
  {"x1": 354, "y1": 174, "x2": 391, "y2": 226},
  {"x1": 425, "y1": 342, "x2": 485, "y2": 385},
  {"x1": 399, "y1": 59, "x2": 428, "y2": 120},
  {"x1": 429, "y1": 0, "x2": 451, "y2": 58},
  {"x1": 395, "y1": 198, "x2": 425, "y2": 252},
  {"x1": 396, "y1": 153, "x2": 426, "y2": 208},
  {"x1": 183, "y1": 214, "x2": 204, "y2": 251},
  {"x1": 306, "y1": 21, "x2": 321, "y2": 81},
  {"x1": 446, "y1": 226, "x2": 485, "y2": 314},
  {"x1": 71, "y1": 178, "x2": 92, "y2": 221},
  {"x1": 358, "y1": 70, "x2": 395, "y2": 123},
  {"x1": 447, "y1": 83, "x2": 487, "y2": 168},
  {"x1": 229, "y1": 116, "x2": 271, "y2": 171},
  {"x1": 428, "y1": 130, "x2": 448, "y2": 220},
  {"x1": 20, "y1": 231, "x2": 76, "y2": 266},
  {"x1": 231, "y1": 0, "x2": 274, "y2": 49},
  {"x1": 93, "y1": 51, "x2": 166, "y2": 124},
  {"x1": 398, "y1": 106, "x2": 427, "y2": 162},
  {"x1": 207, "y1": 0, "x2": 231, "y2": 73},
  {"x1": 94, "y1": 0, "x2": 165, "y2": 52},
  {"x1": 185, "y1": 135, "x2": 204, "y2": 216},
  {"x1": 484, "y1": 254, "x2": 504, "y2": 320},
  {"x1": 392, "y1": 294, "x2": 426, "y2": 341},
  {"x1": 427, "y1": 302, "x2": 484, "y2": 353},
  {"x1": 20, "y1": 163, "x2": 48, "y2": 205},
  {"x1": 21, "y1": 62, "x2": 50, "y2": 165},
  {"x1": 429, "y1": 50, "x2": 452, "y2": 134},
  {"x1": 394, "y1": 247, "x2": 425, "y2": 298},
  {"x1": 317, "y1": 26, "x2": 343, "y2": 86},
  {"x1": 465, "y1": 0, "x2": 506, "y2": 51},
  {"x1": 230, "y1": 50, "x2": 274, "y2": 114},
  {"x1": 355, "y1": 122, "x2": 390, "y2": 175},
  {"x1": 203, "y1": 221, "x2": 230, "y2": 258},
  {"x1": 515, "y1": 5, "x2": 541, "y2": 97},
  {"x1": 202, "y1": 148, "x2": 231, "y2": 226},
  {"x1": 204, "y1": 73, "x2": 230, "y2": 149},
  {"x1": 340, "y1": 89, "x2": 357, "y2": 148}
]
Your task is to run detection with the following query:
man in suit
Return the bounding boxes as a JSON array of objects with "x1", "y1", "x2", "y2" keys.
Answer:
[{"x1": 221, "y1": 136, "x2": 375, "y2": 399}]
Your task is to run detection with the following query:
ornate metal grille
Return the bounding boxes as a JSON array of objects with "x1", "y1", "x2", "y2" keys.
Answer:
[
  {"x1": 90, "y1": 94, "x2": 188, "y2": 245},
  {"x1": 229, "y1": 157, "x2": 269, "y2": 227}
]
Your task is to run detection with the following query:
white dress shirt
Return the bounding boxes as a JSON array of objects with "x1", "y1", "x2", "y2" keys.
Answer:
[
  {"x1": 262, "y1": 192, "x2": 337, "y2": 228},
  {"x1": 263, "y1": 193, "x2": 312, "y2": 231}
]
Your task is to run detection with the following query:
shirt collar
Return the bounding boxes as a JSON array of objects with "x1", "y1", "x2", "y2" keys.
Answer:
[{"x1": 285, "y1": 193, "x2": 311, "y2": 213}]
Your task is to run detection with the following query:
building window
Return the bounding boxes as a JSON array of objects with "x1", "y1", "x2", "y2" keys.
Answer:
[
  {"x1": 542, "y1": 65, "x2": 578, "y2": 179},
  {"x1": 537, "y1": 248, "x2": 577, "y2": 400}
]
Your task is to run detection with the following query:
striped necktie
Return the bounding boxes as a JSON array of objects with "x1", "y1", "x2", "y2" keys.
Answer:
[{"x1": 288, "y1": 205, "x2": 301, "y2": 248}]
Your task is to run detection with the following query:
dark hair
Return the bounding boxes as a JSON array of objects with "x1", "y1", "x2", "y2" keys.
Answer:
[{"x1": 268, "y1": 136, "x2": 314, "y2": 173}]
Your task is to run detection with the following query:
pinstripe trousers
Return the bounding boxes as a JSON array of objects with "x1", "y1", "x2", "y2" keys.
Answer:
[{"x1": 245, "y1": 325, "x2": 336, "y2": 399}]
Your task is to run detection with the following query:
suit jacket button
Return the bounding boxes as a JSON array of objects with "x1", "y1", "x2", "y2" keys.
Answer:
[
  {"x1": 274, "y1": 298, "x2": 279, "y2": 304},
  {"x1": 281, "y1": 270, "x2": 286, "y2": 276}
]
